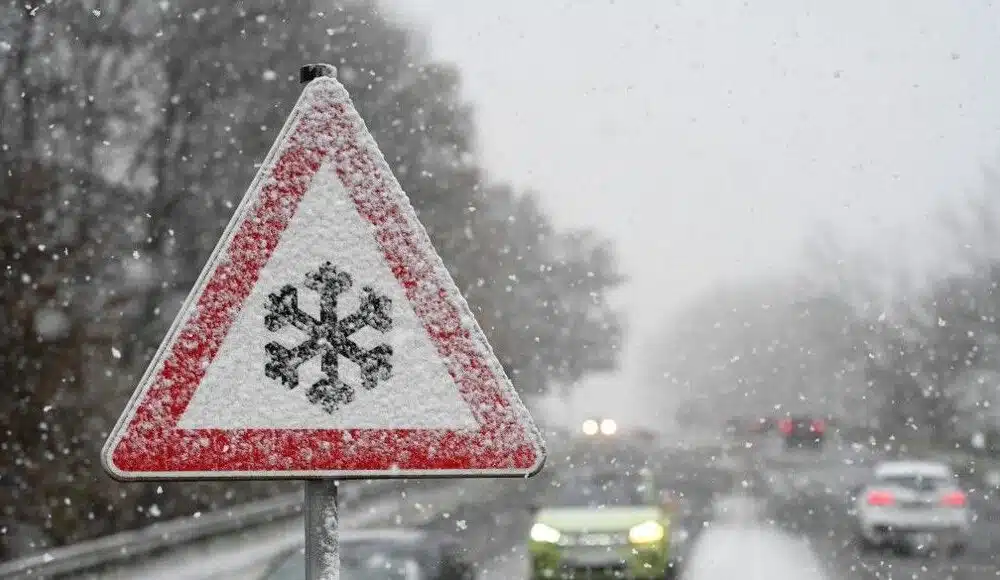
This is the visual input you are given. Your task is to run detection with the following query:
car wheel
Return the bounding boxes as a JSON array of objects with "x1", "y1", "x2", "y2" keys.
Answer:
[
  {"x1": 664, "y1": 560, "x2": 681, "y2": 580},
  {"x1": 855, "y1": 534, "x2": 878, "y2": 554},
  {"x1": 949, "y1": 542, "x2": 967, "y2": 558}
]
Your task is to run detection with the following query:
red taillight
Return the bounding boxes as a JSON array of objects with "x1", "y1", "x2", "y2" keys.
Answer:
[
  {"x1": 867, "y1": 490, "x2": 895, "y2": 506},
  {"x1": 778, "y1": 419, "x2": 793, "y2": 435},
  {"x1": 811, "y1": 419, "x2": 826, "y2": 434},
  {"x1": 941, "y1": 491, "x2": 967, "y2": 507}
]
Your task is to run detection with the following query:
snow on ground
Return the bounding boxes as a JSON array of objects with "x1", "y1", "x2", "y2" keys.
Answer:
[
  {"x1": 477, "y1": 543, "x2": 529, "y2": 580},
  {"x1": 712, "y1": 494, "x2": 765, "y2": 523},
  {"x1": 683, "y1": 521, "x2": 830, "y2": 580}
]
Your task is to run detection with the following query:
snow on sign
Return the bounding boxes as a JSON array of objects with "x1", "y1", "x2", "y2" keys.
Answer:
[{"x1": 101, "y1": 73, "x2": 545, "y2": 480}]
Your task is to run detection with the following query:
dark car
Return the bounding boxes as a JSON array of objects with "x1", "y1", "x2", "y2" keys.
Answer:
[
  {"x1": 263, "y1": 528, "x2": 476, "y2": 580},
  {"x1": 777, "y1": 416, "x2": 826, "y2": 450},
  {"x1": 725, "y1": 416, "x2": 773, "y2": 440},
  {"x1": 750, "y1": 416, "x2": 774, "y2": 434},
  {"x1": 724, "y1": 417, "x2": 743, "y2": 436}
]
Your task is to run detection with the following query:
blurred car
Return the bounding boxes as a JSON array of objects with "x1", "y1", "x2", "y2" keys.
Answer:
[
  {"x1": 725, "y1": 416, "x2": 773, "y2": 438},
  {"x1": 581, "y1": 418, "x2": 619, "y2": 436},
  {"x1": 527, "y1": 470, "x2": 687, "y2": 579},
  {"x1": 630, "y1": 427, "x2": 659, "y2": 447},
  {"x1": 263, "y1": 528, "x2": 476, "y2": 580},
  {"x1": 776, "y1": 415, "x2": 825, "y2": 450},
  {"x1": 723, "y1": 417, "x2": 742, "y2": 437},
  {"x1": 750, "y1": 416, "x2": 774, "y2": 434},
  {"x1": 852, "y1": 460, "x2": 971, "y2": 556}
]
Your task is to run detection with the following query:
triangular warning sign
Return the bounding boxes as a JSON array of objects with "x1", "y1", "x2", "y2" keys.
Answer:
[{"x1": 102, "y1": 73, "x2": 546, "y2": 480}]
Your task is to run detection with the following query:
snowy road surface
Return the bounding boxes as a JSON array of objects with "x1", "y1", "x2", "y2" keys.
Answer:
[
  {"x1": 453, "y1": 491, "x2": 836, "y2": 580},
  {"x1": 471, "y1": 503, "x2": 833, "y2": 580},
  {"x1": 459, "y1": 432, "x2": 1000, "y2": 580},
  {"x1": 414, "y1": 463, "x2": 812, "y2": 579},
  {"x1": 361, "y1": 439, "x2": 999, "y2": 580},
  {"x1": 682, "y1": 523, "x2": 829, "y2": 580}
]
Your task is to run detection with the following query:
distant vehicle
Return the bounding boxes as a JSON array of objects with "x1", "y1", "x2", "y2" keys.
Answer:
[
  {"x1": 725, "y1": 416, "x2": 773, "y2": 437},
  {"x1": 777, "y1": 415, "x2": 825, "y2": 449},
  {"x1": 724, "y1": 417, "x2": 742, "y2": 436},
  {"x1": 852, "y1": 460, "x2": 971, "y2": 556},
  {"x1": 527, "y1": 469, "x2": 687, "y2": 579},
  {"x1": 581, "y1": 417, "x2": 618, "y2": 436},
  {"x1": 263, "y1": 528, "x2": 476, "y2": 580},
  {"x1": 750, "y1": 416, "x2": 774, "y2": 434},
  {"x1": 631, "y1": 427, "x2": 658, "y2": 445}
]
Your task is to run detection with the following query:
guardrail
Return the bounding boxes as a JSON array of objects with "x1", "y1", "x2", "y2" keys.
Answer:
[{"x1": 0, "y1": 479, "x2": 400, "y2": 579}]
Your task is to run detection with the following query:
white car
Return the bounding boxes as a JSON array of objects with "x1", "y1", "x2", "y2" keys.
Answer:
[{"x1": 853, "y1": 460, "x2": 971, "y2": 555}]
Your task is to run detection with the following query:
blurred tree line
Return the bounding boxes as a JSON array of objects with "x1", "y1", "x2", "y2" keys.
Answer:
[
  {"x1": 0, "y1": 0, "x2": 624, "y2": 559},
  {"x1": 646, "y1": 174, "x2": 1000, "y2": 456}
]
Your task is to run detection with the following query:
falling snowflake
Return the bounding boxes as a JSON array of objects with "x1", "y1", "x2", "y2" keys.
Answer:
[{"x1": 264, "y1": 261, "x2": 393, "y2": 413}]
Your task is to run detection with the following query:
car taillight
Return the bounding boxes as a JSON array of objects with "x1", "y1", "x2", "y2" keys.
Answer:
[
  {"x1": 811, "y1": 419, "x2": 825, "y2": 434},
  {"x1": 867, "y1": 490, "x2": 894, "y2": 506},
  {"x1": 778, "y1": 419, "x2": 793, "y2": 435},
  {"x1": 941, "y1": 491, "x2": 967, "y2": 507}
]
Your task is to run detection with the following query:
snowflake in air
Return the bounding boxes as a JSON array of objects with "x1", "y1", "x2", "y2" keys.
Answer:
[{"x1": 264, "y1": 262, "x2": 393, "y2": 413}]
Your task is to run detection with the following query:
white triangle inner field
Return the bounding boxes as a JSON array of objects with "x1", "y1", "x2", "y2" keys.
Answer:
[{"x1": 177, "y1": 160, "x2": 480, "y2": 430}]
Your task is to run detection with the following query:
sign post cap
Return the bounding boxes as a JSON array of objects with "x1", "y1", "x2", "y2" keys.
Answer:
[{"x1": 300, "y1": 63, "x2": 337, "y2": 84}]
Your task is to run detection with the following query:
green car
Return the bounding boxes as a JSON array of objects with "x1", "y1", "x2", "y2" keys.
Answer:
[{"x1": 528, "y1": 470, "x2": 685, "y2": 579}]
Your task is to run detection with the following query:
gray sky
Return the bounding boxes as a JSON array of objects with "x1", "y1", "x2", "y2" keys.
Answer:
[{"x1": 390, "y1": 1, "x2": 1000, "y2": 426}]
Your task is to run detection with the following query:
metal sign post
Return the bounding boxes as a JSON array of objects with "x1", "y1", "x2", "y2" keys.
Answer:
[
  {"x1": 305, "y1": 479, "x2": 340, "y2": 580},
  {"x1": 300, "y1": 64, "x2": 342, "y2": 580}
]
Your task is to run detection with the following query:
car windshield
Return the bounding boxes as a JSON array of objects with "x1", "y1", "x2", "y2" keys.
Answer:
[
  {"x1": 266, "y1": 544, "x2": 427, "y2": 580},
  {"x1": 876, "y1": 473, "x2": 950, "y2": 492},
  {"x1": 547, "y1": 476, "x2": 650, "y2": 507}
]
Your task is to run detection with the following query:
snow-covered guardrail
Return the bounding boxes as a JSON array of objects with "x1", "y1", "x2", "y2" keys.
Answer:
[{"x1": 0, "y1": 479, "x2": 399, "y2": 579}]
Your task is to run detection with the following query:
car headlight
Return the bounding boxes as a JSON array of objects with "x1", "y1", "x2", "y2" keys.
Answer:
[
  {"x1": 530, "y1": 522, "x2": 562, "y2": 544},
  {"x1": 600, "y1": 418, "x2": 618, "y2": 435},
  {"x1": 628, "y1": 520, "x2": 665, "y2": 544}
]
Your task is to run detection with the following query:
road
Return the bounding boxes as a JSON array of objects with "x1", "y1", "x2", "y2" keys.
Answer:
[
  {"x1": 364, "y1": 440, "x2": 900, "y2": 579},
  {"x1": 195, "y1": 433, "x2": 1000, "y2": 580},
  {"x1": 411, "y1": 444, "x2": 772, "y2": 579},
  {"x1": 384, "y1": 435, "x2": 1000, "y2": 580}
]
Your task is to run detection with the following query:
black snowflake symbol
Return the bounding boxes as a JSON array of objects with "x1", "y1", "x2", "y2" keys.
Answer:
[{"x1": 263, "y1": 262, "x2": 393, "y2": 414}]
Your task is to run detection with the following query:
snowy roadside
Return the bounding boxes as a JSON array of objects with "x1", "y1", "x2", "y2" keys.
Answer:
[{"x1": 67, "y1": 478, "x2": 524, "y2": 580}]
